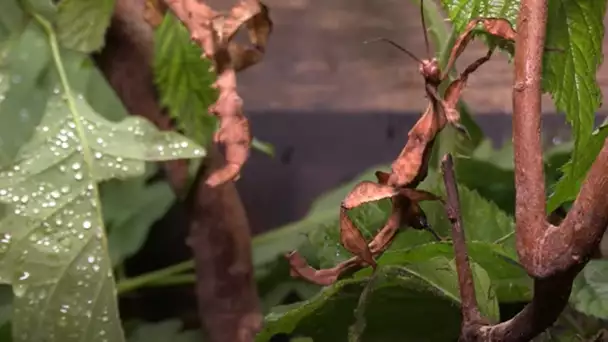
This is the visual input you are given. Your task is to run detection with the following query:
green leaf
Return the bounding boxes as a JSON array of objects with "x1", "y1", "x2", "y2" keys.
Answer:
[
  {"x1": 547, "y1": 126, "x2": 608, "y2": 212},
  {"x1": 543, "y1": 0, "x2": 606, "y2": 211},
  {"x1": 152, "y1": 13, "x2": 275, "y2": 156},
  {"x1": 127, "y1": 319, "x2": 203, "y2": 342},
  {"x1": 153, "y1": 12, "x2": 217, "y2": 145},
  {"x1": 439, "y1": 0, "x2": 608, "y2": 214},
  {"x1": 570, "y1": 259, "x2": 608, "y2": 319},
  {"x1": 440, "y1": 0, "x2": 519, "y2": 33},
  {"x1": 533, "y1": 307, "x2": 605, "y2": 341},
  {"x1": 0, "y1": 0, "x2": 26, "y2": 34},
  {"x1": 57, "y1": 0, "x2": 116, "y2": 53},
  {"x1": 102, "y1": 165, "x2": 175, "y2": 266},
  {"x1": 420, "y1": 181, "x2": 517, "y2": 256},
  {"x1": 374, "y1": 242, "x2": 531, "y2": 302},
  {"x1": 0, "y1": 15, "x2": 205, "y2": 342},
  {"x1": 251, "y1": 166, "x2": 387, "y2": 268},
  {"x1": 252, "y1": 137, "x2": 275, "y2": 158},
  {"x1": 292, "y1": 166, "x2": 528, "y2": 302},
  {"x1": 0, "y1": 284, "x2": 13, "y2": 330},
  {"x1": 0, "y1": 22, "x2": 53, "y2": 166},
  {"x1": 258, "y1": 257, "x2": 498, "y2": 342},
  {"x1": 455, "y1": 156, "x2": 516, "y2": 215}
]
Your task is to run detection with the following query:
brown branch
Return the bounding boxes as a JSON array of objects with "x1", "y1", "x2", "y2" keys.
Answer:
[
  {"x1": 96, "y1": 1, "x2": 262, "y2": 341},
  {"x1": 185, "y1": 146, "x2": 262, "y2": 342},
  {"x1": 95, "y1": 0, "x2": 190, "y2": 195},
  {"x1": 440, "y1": 154, "x2": 485, "y2": 333},
  {"x1": 511, "y1": 0, "x2": 550, "y2": 275},
  {"x1": 446, "y1": 0, "x2": 608, "y2": 339}
]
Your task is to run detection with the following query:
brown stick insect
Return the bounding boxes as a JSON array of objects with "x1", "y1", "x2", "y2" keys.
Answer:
[{"x1": 287, "y1": 3, "x2": 518, "y2": 286}]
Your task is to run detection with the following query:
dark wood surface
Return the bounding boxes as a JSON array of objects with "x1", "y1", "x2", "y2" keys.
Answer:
[
  {"x1": 232, "y1": 0, "x2": 608, "y2": 114},
  {"x1": 236, "y1": 112, "x2": 606, "y2": 234}
]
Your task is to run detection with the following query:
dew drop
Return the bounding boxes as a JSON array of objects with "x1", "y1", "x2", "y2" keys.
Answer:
[
  {"x1": 19, "y1": 108, "x2": 29, "y2": 122},
  {"x1": 74, "y1": 172, "x2": 83, "y2": 180},
  {"x1": 82, "y1": 220, "x2": 92, "y2": 229}
]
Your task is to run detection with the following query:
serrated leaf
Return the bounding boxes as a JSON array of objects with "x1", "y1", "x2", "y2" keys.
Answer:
[
  {"x1": 440, "y1": 0, "x2": 519, "y2": 35},
  {"x1": 438, "y1": 1, "x2": 519, "y2": 56},
  {"x1": 258, "y1": 257, "x2": 498, "y2": 342},
  {"x1": 0, "y1": 15, "x2": 205, "y2": 342},
  {"x1": 153, "y1": 13, "x2": 217, "y2": 145},
  {"x1": 57, "y1": 0, "x2": 116, "y2": 53},
  {"x1": 440, "y1": 0, "x2": 608, "y2": 214},
  {"x1": 548, "y1": 126, "x2": 608, "y2": 212},
  {"x1": 375, "y1": 242, "x2": 531, "y2": 302},
  {"x1": 570, "y1": 259, "x2": 608, "y2": 319},
  {"x1": 543, "y1": 0, "x2": 606, "y2": 211},
  {"x1": 420, "y1": 178, "x2": 517, "y2": 248}
]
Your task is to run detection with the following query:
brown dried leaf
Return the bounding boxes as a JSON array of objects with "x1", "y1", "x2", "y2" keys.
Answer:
[
  {"x1": 165, "y1": 0, "x2": 272, "y2": 187},
  {"x1": 339, "y1": 207, "x2": 376, "y2": 269},
  {"x1": 206, "y1": 72, "x2": 252, "y2": 186},
  {"x1": 367, "y1": 198, "x2": 403, "y2": 253},
  {"x1": 444, "y1": 49, "x2": 494, "y2": 111},
  {"x1": 214, "y1": 0, "x2": 261, "y2": 42},
  {"x1": 145, "y1": 0, "x2": 167, "y2": 27},
  {"x1": 443, "y1": 17, "x2": 515, "y2": 83},
  {"x1": 398, "y1": 188, "x2": 442, "y2": 203},
  {"x1": 375, "y1": 171, "x2": 391, "y2": 185},
  {"x1": 342, "y1": 181, "x2": 398, "y2": 209},
  {"x1": 286, "y1": 251, "x2": 357, "y2": 286},
  {"x1": 480, "y1": 18, "x2": 517, "y2": 41},
  {"x1": 388, "y1": 105, "x2": 443, "y2": 188},
  {"x1": 230, "y1": 2, "x2": 272, "y2": 71}
]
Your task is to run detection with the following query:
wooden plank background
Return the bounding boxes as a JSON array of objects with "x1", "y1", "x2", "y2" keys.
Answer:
[{"x1": 231, "y1": 0, "x2": 608, "y2": 114}]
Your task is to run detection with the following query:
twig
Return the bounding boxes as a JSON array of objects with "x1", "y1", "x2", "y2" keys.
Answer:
[
  {"x1": 185, "y1": 146, "x2": 262, "y2": 342},
  {"x1": 162, "y1": 0, "x2": 272, "y2": 187},
  {"x1": 511, "y1": 0, "x2": 550, "y2": 274},
  {"x1": 94, "y1": 0, "x2": 190, "y2": 195},
  {"x1": 96, "y1": 1, "x2": 264, "y2": 341},
  {"x1": 451, "y1": 0, "x2": 608, "y2": 340},
  {"x1": 440, "y1": 154, "x2": 485, "y2": 331}
]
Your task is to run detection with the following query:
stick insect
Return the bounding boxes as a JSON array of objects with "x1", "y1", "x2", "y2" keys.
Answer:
[{"x1": 288, "y1": 3, "x2": 517, "y2": 285}]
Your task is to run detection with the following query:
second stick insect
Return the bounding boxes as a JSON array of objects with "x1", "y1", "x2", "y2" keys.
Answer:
[
  {"x1": 288, "y1": 2, "x2": 518, "y2": 285},
  {"x1": 339, "y1": 13, "x2": 517, "y2": 269}
]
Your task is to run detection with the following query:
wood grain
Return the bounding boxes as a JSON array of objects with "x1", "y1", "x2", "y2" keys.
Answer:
[{"x1": 235, "y1": 0, "x2": 608, "y2": 114}]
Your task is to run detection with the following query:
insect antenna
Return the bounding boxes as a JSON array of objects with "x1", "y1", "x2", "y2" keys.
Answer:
[
  {"x1": 363, "y1": 37, "x2": 423, "y2": 64},
  {"x1": 419, "y1": 0, "x2": 431, "y2": 59}
]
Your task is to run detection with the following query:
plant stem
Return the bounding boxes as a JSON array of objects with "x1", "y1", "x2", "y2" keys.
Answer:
[
  {"x1": 144, "y1": 274, "x2": 197, "y2": 287},
  {"x1": 116, "y1": 259, "x2": 194, "y2": 295}
]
